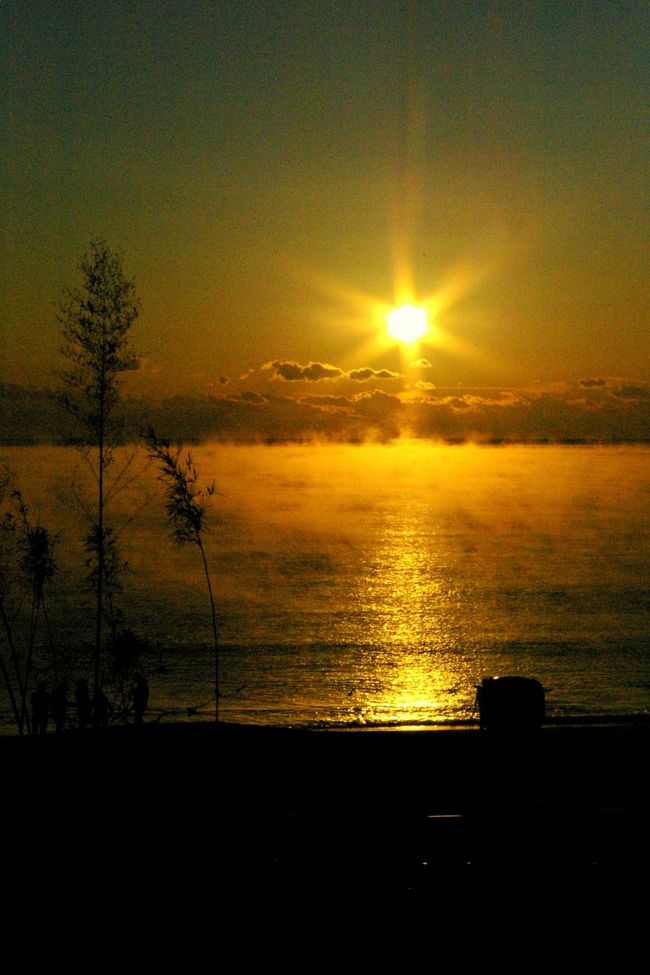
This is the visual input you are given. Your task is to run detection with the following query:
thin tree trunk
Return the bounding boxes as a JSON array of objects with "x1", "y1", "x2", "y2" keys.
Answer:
[
  {"x1": 198, "y1": 537, "x2": 219, "y2": 722},
  {"x1": 43, "y1": 602, "x2": 58, "y2": 682},
  {"x1": 94, "y1": 368, "x2": 106, "y2": 725},
  {"x1": 21, "y1": 589, "x2": 41, "y2": 734},
  {"x1": 0, "y1": 599, "x2": 23, "y2": 732},
  {"x1": 4, "y1": 599, "x2": 28, "y2": 735}
]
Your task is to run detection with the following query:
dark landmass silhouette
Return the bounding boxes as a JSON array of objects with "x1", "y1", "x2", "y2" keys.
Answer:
[{"x1": 1, "y1": 719, "x2": 648, "y2": 956}]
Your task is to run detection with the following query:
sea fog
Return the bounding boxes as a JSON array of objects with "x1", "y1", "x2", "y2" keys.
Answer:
[{"x1": 1, "y1": 441, "x2": 649, "y2": 728}]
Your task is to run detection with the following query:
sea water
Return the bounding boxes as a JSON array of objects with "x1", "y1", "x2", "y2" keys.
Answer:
[{"x1": 1, "y1": 441, "x2": 648, "y2": 729}]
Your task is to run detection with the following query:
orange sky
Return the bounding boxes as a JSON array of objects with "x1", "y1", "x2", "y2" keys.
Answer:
[{"x1": 2, "y1": 1, "x2": 648, "y2": 419}]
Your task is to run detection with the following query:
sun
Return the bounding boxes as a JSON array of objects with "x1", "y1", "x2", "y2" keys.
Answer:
[{"x1": 387, "y1": 304, "x2": 428, "y2": 343}]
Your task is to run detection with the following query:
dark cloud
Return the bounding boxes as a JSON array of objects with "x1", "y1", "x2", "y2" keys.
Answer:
[
  {"x1": 353, "y1": 389, "x2": 403, "y2": 414},
  {"x1": 412, "y1": 386, "x2": 518, "y2": 405},
  {"x1": 268, "y1": 360, "x2": 344, "y2": 382},
  {"x1": 264, "y1": 360, "x2": 400, "y2": 384},
  {"x1": 580, "y1": 378, "x2": 607, "y2": 388},
  {"x1": 348, "y1": 367, "x2": 401, "y2": 382},
  {"x1": 0, "y1": 383, "x2": 76, "y2": 444},
  {"x1": 404, "y1": 385, "x2": 650, "y2": 442},
  {"x1": 411, "y1": 359, "x2": 432, "y2": 369},
  {"x1": 228, "y1": 390, "x2": 268, "y2": 403},
  {"x1": 302, "y1": 395, "x2": 353, "y2": 409},
  {"x1": 613, "y1": 383, "x2": 649, "y2": 400},
  {"x1": 348, "y1": 390, "x2": 403, "y2": 440}
]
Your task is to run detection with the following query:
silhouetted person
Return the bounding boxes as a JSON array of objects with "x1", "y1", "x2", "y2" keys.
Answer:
[
  {"x1": 133, "y1": 673, "x2": 149, "y2": 725},
  {"x1": 31, "y1": 682, "x2": 51, "y2": 735},
  {"x1": 75, "y1": 679, "x2": 92, "y2": 730},
  {"x1": 93, "y1": 688, "x2": 110, "y2": 728},
  {"x1": 50, "y1": 680, "x2": 69, "y2": 734}
]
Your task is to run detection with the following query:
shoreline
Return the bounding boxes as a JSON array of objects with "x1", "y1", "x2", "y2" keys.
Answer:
[{"x1": 2, "y1": 708, "x2": 649, "y2": 740}]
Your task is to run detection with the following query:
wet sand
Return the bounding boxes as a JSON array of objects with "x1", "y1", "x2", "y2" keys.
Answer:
[{"x1": 1, "y1": 720, "x2": 648, "y2": 952}]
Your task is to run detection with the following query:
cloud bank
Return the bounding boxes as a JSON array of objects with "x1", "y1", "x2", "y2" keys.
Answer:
[{"x1": 1, "y1": 366, "x2": 649, "y2": 445}]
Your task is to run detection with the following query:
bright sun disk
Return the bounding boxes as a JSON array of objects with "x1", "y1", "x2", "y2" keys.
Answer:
[{"x1": 387, "y1": 304, "x2": 428, "y2": 343}]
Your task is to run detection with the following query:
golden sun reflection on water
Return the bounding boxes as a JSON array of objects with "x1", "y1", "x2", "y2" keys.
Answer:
[
  {"x1": 349, "y1": 500, "x2": 474, "y2": 724},
  {"x1": 359, "y1": 502, "x2": 452, "y2": 648},
  {"x1": 345, "y1": 646, "x2": 473, "y2": 726}
]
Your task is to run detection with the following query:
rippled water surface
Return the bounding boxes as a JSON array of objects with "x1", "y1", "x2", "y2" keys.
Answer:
[{"x1": 2, "y1": 442, "x2": 649, "y2": 728}]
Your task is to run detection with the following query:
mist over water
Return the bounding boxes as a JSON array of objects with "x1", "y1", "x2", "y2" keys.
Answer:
[{"x1": 2, "y1": 441, "x2": 649, "y2": 728}]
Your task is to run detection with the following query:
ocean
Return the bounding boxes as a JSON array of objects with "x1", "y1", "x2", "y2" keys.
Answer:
[{"x1": 1, "y1": 441, "x2": 648, "y2": 730}]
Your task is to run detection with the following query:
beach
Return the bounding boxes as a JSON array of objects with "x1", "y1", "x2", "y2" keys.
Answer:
[{"x1": 2, "y1": 718, "x2": 648, "y2": 952}]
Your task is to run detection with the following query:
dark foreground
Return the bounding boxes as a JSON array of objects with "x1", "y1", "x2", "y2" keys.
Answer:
[{"x1": 2, "y1": 720, "x2": 649, "y2": 954}]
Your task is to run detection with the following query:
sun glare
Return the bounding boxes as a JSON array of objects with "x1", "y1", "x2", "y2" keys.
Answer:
[{"x1": 387, "y1": 304, "x2": 428, "y2": 343}]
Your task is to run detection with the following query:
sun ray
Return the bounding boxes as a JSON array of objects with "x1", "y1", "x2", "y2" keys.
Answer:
[{"x1": 271, "y1": 241, "x2": 493, "y2": 373}]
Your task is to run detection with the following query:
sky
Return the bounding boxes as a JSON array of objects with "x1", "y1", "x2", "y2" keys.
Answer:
[{"x1": 1, "y1": 0, "x2": 648, "y2": 441}]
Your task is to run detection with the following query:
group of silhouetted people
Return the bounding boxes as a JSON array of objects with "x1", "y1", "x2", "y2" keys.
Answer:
[
  {"x1": 30, "y1": 673, "x2": 149, "y2": 734},
  {"x1": 31, "y1": 680, "x2": 73, "y2": 735}
]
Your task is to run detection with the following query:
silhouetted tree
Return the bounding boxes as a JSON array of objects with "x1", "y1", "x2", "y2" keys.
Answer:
[
  {"x1": 145, "y1": 431, "x2": 220, "y2": 720},
  {"x1": 0, "y1": 479, "x2": 57, "y2": 734},
  {"x1": 56, "y1": 240, "x2": 139, "y2": 715},
  {"x1": 105, "y1": 627, "x2": 155, "y2": 723}
]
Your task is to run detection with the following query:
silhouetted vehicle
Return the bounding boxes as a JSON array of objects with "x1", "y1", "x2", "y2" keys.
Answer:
[{"x1": 476, "y1": 676, "x2": 545, "y2": 734}]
